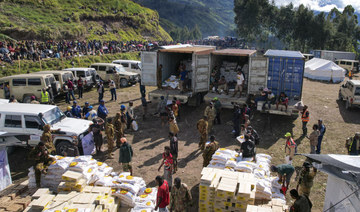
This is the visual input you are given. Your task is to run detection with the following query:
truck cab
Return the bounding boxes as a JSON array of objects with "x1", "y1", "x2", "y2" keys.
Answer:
[
  {"x1": 338, "y1": 80, "x2": 360, "y2": 110},
  {"x1": 141, "y1": 45, "x2": 215, "y2": 105}
]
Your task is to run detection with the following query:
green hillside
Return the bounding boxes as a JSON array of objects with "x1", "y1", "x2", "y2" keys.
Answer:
[
  {"x1": 0, "y1": 0, "x2": 172, "y2": 41},
  {"x1": 133, "y1": 0, "x2": 236, "y2": 38}
]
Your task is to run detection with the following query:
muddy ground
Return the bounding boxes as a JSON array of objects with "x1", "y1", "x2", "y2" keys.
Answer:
[{"x1": 8, "y1": 74, "x2": 360, "y2": 211}]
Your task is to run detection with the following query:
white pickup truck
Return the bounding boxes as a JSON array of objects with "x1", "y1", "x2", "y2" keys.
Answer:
[
  {"x1": 0, "y1": 103, "x2": 92, "y2": 155},
  {"x1": 338, "y1": 80, "x2": 360, "y2": 110}
]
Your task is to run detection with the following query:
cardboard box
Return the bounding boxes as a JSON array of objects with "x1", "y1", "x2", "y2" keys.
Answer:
[
  {"x1": 31, "y1": 188, "x2": 50, "y2": 200},
  {"x1": 62, "y1": 170, "x2": 84, "y2": 182}
]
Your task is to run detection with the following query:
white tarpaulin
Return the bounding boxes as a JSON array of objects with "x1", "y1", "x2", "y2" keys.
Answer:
[
  {"x1": 0, "y1": 147, "x2": 12, "y2": 191},
  {"x1": 82, "y1": 132, "x2": 95, "y2": 155},
  {"x1": 304, "y1": 58, "x2": 345, "y2": 83}
]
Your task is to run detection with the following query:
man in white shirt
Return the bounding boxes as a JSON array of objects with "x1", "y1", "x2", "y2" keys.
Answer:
[{"x1": 232, "y1": 71, "x2": 245, "y2": 97}]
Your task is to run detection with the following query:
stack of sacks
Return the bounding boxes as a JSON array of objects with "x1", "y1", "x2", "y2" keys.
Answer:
[
  {"x1": 181, "y1": 59, "x2": 192, "y2": 72},
  {"x1": 112, "y1": 172, "x2": 147, "y2": 207},
  {"x1": 28, "y1": 155, "x2": 114, "y2": 192},
  {"x1": 28, "y1": 156, "x2": 72, "y2": 190},
  {"x1": 131, "y1": 187, "x2": 158, "y2": 211},
  {"x1": 220, "y1": 61, "x2": 238, "y2": 82},
  {"x1": 208, "y1": 148, "x2": 239, "y2": 169},
  {"x1": 162, "y1": 75, "x2": 179, "y2": 89}
]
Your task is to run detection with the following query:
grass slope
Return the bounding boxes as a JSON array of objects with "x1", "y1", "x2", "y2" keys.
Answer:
[
  {"x1": 0, "y1": 0, "x2": 172, "y2": 41},
  {"x1": 133, "y1": 0, "x2": 235, "y2": 37}
]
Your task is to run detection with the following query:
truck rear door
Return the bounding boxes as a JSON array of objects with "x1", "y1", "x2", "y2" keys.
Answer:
[
  {"x1": 193, "y1": 54, "x2": 211, "y2": 93},
  {"x1": 141, "y1": 51, "x2": 158, "y2": 86},
  {"x1": 248, "y1": 57, "x2": 268, "y2": 94}
]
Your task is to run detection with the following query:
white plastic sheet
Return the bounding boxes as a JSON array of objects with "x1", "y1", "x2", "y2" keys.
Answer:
[
  {"x1": 82, "y1": 132, "x2": 95, "y2": 155},
  {"x1": 0, "y1": 148, "x2": 12, "y2": 191}
]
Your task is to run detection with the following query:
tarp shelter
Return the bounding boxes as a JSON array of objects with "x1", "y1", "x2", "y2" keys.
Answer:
[
  {"x1": 0, "y1": 147, "x2": 12, "y2": 191},
  {"x1": 304, "y1": 58, "x2": 345, "y2": 83},
  {"x1": 303, "y1": 154, "x2": 360, "y2": 212}
]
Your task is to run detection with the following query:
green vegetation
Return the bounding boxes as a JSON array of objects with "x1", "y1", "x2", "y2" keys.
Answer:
[
  {"x1": 234, "y1": 0, "x2": 360, "y2": 53},
  {"x1": 0, "y1": 52, "x2": 140, "y2": 77},
  {"x1": 134, "y1": 0, "x2": 235, "y2": 39},
  {"x1": 0, "y1": 0, "x2": 172, "y2": 41}
]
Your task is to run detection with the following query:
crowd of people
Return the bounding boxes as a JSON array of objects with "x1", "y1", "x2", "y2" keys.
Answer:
[
  {"x1": 24, "y1": 72, "x2": 360, "y2": 212},
  {"x1": 0, "y1": 37, "x2": 245, "y2": 65}
]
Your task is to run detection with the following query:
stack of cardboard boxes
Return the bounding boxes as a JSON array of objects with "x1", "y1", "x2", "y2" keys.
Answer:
[
  {"x1": 199, "y1": 168, "x2": 288, "y2": 212},
  {"x1": 58, "y1": 170, "x2": 87, "y2": 192}
]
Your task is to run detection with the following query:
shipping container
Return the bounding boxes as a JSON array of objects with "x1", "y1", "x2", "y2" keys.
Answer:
[
  {"x1": 204, "y1": 49, "x2": 263, "y2": 108},
  {"x1": 311, "y1": 50, "x2": 355, "y2": 61},
  {"x1": 141, "y1": 45, "x2": 215, "y2": 105},
  {"x1": 264, "y1": 50, "x2": 305, "y2": 100}
]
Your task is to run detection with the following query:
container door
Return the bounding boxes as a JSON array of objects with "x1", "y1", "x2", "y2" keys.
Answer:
[
  {"x1": 267, "y1": 57, "x2": 283, "y2": 97},
  {"x1": 193, "y1": 53, "x2": 211, "y2": 93},
  {"x1": 248, "y1": 57, "x2": 268, "y2": 94},
  {"x1": 283, "y1": 58, "x2": 304, "y2": 99},
  {"x1": 141, "y1": 51, "x2": 158, "y2": 86}
]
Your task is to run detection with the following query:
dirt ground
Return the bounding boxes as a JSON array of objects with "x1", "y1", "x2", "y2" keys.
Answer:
[{"x1": 8, "y1": 74, "x2": 360, "y2": 211}]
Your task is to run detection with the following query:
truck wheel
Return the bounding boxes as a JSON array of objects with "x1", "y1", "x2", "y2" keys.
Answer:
[
  {"x1": 56, "y1": 141, "x2": 73, "y2": 156},
  {"x1": 338, "y1": 92, "x2": 343, "y2": 101},
  {"x1": 345, "y1": 100, "x2": 351, "y2": 110},
  {"x1": 22, "y1": 96, "x2": 32, "y2": 103},
  {"x1": 120, "y1": 79, "x2": 128, "y2": 87}
]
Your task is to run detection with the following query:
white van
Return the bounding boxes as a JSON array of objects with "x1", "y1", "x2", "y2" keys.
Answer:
[
  {"x1": 63, "y1": 68, "x2": 99, "y2": 88},
  {"x1": 112, "y1": 60, "x2": 141, "y2": 74},
  {"x1": 90, "y1": 63, "x2": 139, "y2": 87},
  {"x1": 31, "y1": 70, "x2": 75, "y2": 93},
  {"x1": 335, "y1": 59, "x2": 359, "y2": 73},
  {"x1": 0, "y1": 73, "x2": 60, "y2": 102},
  {"x1": 0, "y1": 103, "x2": 92, "y2": 156}
]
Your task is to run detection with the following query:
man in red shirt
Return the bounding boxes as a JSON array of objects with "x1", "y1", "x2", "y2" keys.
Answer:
[
  {"x1": 155, "y1": 175, "x2": 170, "y2": 211},
  {"x1": 158, "y1": 146, "x2": 174, "y2": 189}
]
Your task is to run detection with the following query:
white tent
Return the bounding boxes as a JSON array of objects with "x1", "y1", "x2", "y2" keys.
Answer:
[
  {"x1": 304, "y1": 58, "x2": 346, "y2": 83},
  {"x1": 303, "y1": 154, "x2": 360, "y2": 212}
]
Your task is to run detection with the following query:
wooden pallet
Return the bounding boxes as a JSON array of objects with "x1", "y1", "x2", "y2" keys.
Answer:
[{"x1": 0, "y1": 180, "x2": 36, "y2": 212}]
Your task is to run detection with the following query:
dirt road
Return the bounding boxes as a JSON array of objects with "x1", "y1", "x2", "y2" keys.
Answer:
[{"x1": 8, "y1": 76, "x2": 360, "y2": 211}]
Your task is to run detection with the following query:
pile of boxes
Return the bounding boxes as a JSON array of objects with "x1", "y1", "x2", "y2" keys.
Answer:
[
  {"x1": 58, "y1": 170, "x2": 87, "y2": 192},
  {"x1": 24, "y1": 186, "x2": 119, "y2": 212},
  {"x1": 199, "y1": 169, "x2": 257, "y2": 212}
]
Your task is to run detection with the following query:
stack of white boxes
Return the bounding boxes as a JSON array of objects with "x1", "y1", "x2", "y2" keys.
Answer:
[
  {"x1": 200, "y1": 169, "x2": 257, "y2": 212},
  {"x1": 200, "y1": 168, "x2": 289, "y2": 212}
]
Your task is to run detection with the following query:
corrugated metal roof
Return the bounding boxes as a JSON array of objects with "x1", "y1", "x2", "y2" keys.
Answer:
[
  {"x1": 159, "y1": 46, "x2": 215, "y2": 53},
  {"x1": 160, "y1": 44, "x2": 193, "y2": 49},
  {"x1": 265, "y1": 49, "x2": 304, "y2": 58},
  {"x1": 212, "y1": 49, "x2": 257, "y2": 56}
]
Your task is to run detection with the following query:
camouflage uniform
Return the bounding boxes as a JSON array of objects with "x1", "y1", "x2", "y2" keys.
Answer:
[
  {"x1": 41, "y1": 124, "x2": 56, "y2": 154},
  {"x1": 28, "y1": 145, "x2": 55, "y2": 187},
  {"x1": 105, "y1": 122, "x2": 115, "y2": 157},
  {"x1": 170, "y1": 183, "x2": 193, "y2": 212},
  {"x1": 113, "y1": 113, "x2": 123, "y2": 147},
  {"x1": 298, "y1": 168, "x2": 317, "y2": 197},
  {"x1": 197, "y1": 119, "x2": 208, "y2": 150},
  {"x1": 120, "y1": 111, "x2": 127, "y2": 134},
  {"x1": 204, "y1": 106, "x2": 216, "y2": 133},
  {"x1": 202, "y1": 141, "x2": 219, "y2": 167},
  {"x1": 114, "y1": 74, "x2": 120, "y2": 88}
]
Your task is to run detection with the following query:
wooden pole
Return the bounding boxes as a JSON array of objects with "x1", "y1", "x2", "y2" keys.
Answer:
[
  {"x1": 18, "y1": 56, "x2": 21, "y2": 73},
  {"x1": 77, "y1": 52, "x2": 80, "y2": 66},
  {"x1": 61, "y1": 51, "x2": 64, "y2": 70},
  {"x1": 39, "y1": 57, "x2": 42, "y2": 71}
]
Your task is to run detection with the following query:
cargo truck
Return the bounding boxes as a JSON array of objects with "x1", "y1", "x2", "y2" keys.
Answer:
[
  {"x1": 313, "y1": 50, "x2": 356, "y2": 62},
  {"x1": 204, "y1": 49, "x2": 268, "y2": 108},
  {"x1": 141, "y1": 45, "x2": 216, "y2": 106}
]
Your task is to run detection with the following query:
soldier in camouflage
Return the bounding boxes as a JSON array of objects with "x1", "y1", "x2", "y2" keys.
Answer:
[
  {"x1": 202, "y1": 135, "x2": 219, "y2": 167},
  {"x1": 204, "y1": 102, "x2": 216, "y2": 133},
  {"x1": 113, "y1": 112, "x2": 123, "y2": 147},
  {"x1": 105, "y1": 117, "x2": 115, "y2": 159},
  {"x1": 28, "y1": 142, "x2": 55, "y2": 187},
  {"x1": 297, "y1": 161, "x2": 317, "y2": 197},
  {"x1": 197, "y1": 116, "x2": 208, "y2": 150},
  {"x1": 169, "y1": 177, "x2": 192, "y2": 212},
  {"x1": 40, "y1": 124, "x2": 60, "y2": 155}
]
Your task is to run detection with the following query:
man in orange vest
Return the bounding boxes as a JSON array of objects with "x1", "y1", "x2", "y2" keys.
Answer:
[{"x1": 301, "y1": 105, "x2": 310, "y2": 136}]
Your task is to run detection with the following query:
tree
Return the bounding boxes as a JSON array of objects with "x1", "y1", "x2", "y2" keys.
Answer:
[
  {"x1": 181, "y1": 26, "x2": 191, "y2": 41},
  {"x1": 191, "y1": 24, "x2": 202, "y2": 40}
]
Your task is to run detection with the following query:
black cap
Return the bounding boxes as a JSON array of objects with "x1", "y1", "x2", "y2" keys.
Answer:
[{"x1": 303, "y1": 161, "x2": 312, "y2": 168}]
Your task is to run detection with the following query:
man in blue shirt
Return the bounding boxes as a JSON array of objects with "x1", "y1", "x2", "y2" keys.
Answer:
[
  {"x1": 317, "y1": 119, "x2": 326, "y2": 154},
  {"x1": 179, "y1": 69, "x2": 188, "y2": 93},
  {"x1": 97, "y1": 99, "x2": 109, "y2": 121},
  {"x1": 71, "y1": 101, "x2": 82, "y2": 118}
]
